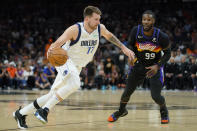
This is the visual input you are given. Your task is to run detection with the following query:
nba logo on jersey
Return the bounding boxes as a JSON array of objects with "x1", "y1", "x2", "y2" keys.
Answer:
[
  {"x1": 138, "y1": 35, "x2": 143, "y2": 39},
  {"x1": 152, "y1": 37, "x2": 157, "y2": 42},
  {"x1": 63, "y1": 70, "x2": 68, "y2": 76}
]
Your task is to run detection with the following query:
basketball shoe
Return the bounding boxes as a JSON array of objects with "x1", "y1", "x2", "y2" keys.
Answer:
[
  {"x1": 34, "y1": 108, "x2": 49, "y2": 124},
  {"x1": 13, "y1": 106, "x2": 28, "y2": 129},
  {"x1": 108, "y1": 109, "x2": 128, "y2": 122},
  {"x1": 160, "y1": 107, "x2": 169, "y2": 124}
]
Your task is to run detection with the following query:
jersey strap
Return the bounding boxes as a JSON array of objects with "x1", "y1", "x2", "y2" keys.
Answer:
[
  {"x1": 98, "y1": 24, "x2": 101, "y2": 38},
  {"x1": 156, "y1": 29, "x2": 160, "y2": 42},
  {"x1": 136, "y1": 25, "x2": 140, "y2": 39},
  {"x1": 70, "y1": 23, "x2": 81, "y2": 46}
]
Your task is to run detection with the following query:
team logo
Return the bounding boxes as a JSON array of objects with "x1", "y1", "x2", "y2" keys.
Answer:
[
  {"x1": 152, "y1": 37, "x2": 157, "y2": 42},
  {"x1": 63, "y1": 70, "x2": 68, "y2": 76},
  {"x1": 138, "y1": 35, "x2": 143, "y2": 39},
  {"x1": 138, "y1": 43, "x2": 157, "y2": 51},
  {"x1": 81, "y1": 40, "x2": 97, "y2": 46}
]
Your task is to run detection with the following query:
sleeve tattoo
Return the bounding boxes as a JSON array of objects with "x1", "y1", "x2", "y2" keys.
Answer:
[{"x1": 108, "y1": 35, "x2": 122, "y2": 48}]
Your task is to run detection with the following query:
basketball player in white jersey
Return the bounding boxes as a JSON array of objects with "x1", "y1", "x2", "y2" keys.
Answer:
[{"x1": 13, "y1": 6, "x2": 135, "y2": 129}]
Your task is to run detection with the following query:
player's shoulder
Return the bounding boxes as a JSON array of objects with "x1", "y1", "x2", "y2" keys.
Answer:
[
  {"x1": 131, "y1": 25, "x2": 138, "y2": 33},
  {"x1": 130, "y1": 25, "x2": 138, "y2": 31},
  {"x1": 99, "y1": 24, "x2": 106, "y2": 30},
  {"x1": 157, "y1": 28, "x2": 169, "y2": 46},
  {"x1": 129, "y1": 25, "x2": 138, "y2": 37},
  {"x1": 66, "y1": 23, "x2": 81, "y2": 35},
  {"x1": 157, "y1": 28, "x2": 169, "y2": 39},
  {"x1": 69, "y1": 23, "x2": 80, "y2": 30}
]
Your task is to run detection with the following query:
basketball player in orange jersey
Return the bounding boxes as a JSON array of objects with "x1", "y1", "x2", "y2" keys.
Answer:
[{"x1": 13, "y1": 6, "x2": 135, "y2": 129}]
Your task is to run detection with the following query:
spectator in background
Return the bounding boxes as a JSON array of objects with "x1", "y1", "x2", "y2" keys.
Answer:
[
  {"x1": 190, "y1": 57, "x2": 197, "y2": 90},
  {"x1": 7, "y1": 62, "x2": 17, "y2": 89},
  {"x1": 173, "y1": 26, "x2": 182, "y2": 46},
  {"x1": 174, "y1": 49, "x2": 184, "y2": 63},
  {"x1": 170, "y1": 51, "x2": 177, "y2": 60},
  {"x1": 191, "y1": 28, "x2": 197, "y2": 53},
  {"x1": 94, "y1": 70, "x2": 106, "y2": 89},
  {"x1": 24, "y1": 65, "x2": 35, "y2": 90},
  {"x1": 35, "y1": 72, "x2": 50, "y2": 90},
  {"x1": 164, "y1": 58, "x2": 178, "y2": 90},
  {"x1": 115, "y1": 50, "x2": 127, "y2": 75},
  {"x1": 16, "y1": 65, "x2": 25, "y2": 89},
  {"x1": 0, "y1": 62, "x2": 9, "y2": 89},
  {"x1": 175, "y1": 56, "x2": 192, "y2": 89},
  {"x1": 80, "y1": 68, "x2": 87, "y2": 90},
  {"x1": 85, "y1": 60, "x2": 96, "y2": 89},
  {"x1": 103, "y1": 57, "x2": 115, "y2": 88},
  {"x1": 111, "y1": 66, "x2": 119, "y2": 89},
  {"x1": 43, "y1": 63, "x2": 56, "y2": 84},
  {"x1": 104, "y1": 56, "x2": 114, "y2": 75}
]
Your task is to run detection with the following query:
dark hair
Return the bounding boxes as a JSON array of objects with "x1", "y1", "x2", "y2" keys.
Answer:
[
  {"x1": 142, "y1": 10, "x2": 156, "y2": 19},
  {"x1": 83, "y1": 6, "x2": 102, "y2": 18}
]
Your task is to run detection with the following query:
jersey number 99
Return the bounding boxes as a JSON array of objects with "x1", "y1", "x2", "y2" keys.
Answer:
[{"x1": 145, "y1": 53, "x2": 155, "y2": 60}]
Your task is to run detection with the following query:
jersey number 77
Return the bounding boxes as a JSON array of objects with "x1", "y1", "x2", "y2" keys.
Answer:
[{"x1": 87, "y1": 47, "x2": 95, "y2": 54}]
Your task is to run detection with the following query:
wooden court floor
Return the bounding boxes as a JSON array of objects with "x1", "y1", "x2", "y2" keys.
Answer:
[{"x1": 0, "y1": 89, "x2": 197, "y2": 131}]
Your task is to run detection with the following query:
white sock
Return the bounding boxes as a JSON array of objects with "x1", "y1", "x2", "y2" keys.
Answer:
[
  {"x1": 19, "y1": 72, "x2": 62, "y2": 116},
  {"x1": 19, "y1": 103, "x2": 35, "y2": 116},
  {"x1": 19, "y1": 92, "x2": 53, "y2": 115}
]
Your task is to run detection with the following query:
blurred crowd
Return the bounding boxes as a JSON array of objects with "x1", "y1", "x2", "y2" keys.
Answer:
[{"x1": 0, "y1": 0, "x2": 197, "y2": 90}]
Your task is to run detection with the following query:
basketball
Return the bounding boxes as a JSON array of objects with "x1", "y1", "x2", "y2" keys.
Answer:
[{"x1": 48, "y1": 48, "x2": 68, "y2": 67}]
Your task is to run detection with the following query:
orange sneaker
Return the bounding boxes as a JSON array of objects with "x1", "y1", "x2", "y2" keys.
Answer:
[
  {"x1": 108, "y1": 109, "x2": 128, "y2": 122},
  {"x1": 160, "y1": 108, "x2": 169, "y2": 124}
]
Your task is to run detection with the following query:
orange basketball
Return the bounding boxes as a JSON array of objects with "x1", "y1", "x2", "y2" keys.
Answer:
[{"x1": 48, "y1": 48, "x2": 68, "y2": 67}]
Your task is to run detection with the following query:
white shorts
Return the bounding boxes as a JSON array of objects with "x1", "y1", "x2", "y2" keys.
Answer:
[{"x1": 51, "y1": 59, "x2": 82, "y2": 91}]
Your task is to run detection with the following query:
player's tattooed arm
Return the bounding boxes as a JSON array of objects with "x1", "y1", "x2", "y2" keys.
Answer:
[
  {"x1": 100, "y1": 24, "x2": 123, "y2": 48},
  {"x1": 100, "y1": 24, "x2": 135, "y2": 60},
  {"x1": 108, "y1": 34, "x2": 123, "y2": 48}
]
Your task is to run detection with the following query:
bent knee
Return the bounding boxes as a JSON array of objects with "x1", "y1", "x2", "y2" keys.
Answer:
[{"x1": 70, "y1": 73, "x2": 80, "y2": 89}]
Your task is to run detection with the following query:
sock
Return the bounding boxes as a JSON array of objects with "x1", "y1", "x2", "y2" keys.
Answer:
[
  {"x1": 19, "y1": 92, "x2": 53, "y2": 115},
  {"x1": 160, "y1": 103, "x2": 167, "y2": 110},
  {"x1": 19, "y1": 103, "x2": 35, "y2": 116},
  {"x1": 119, "y1": 101, "x2": 127, "y2": 112}
]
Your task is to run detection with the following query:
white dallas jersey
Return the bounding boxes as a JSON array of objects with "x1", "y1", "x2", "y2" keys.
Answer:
[{"x1": 62, "y1": 22, "x2": 100, "y2": 67}]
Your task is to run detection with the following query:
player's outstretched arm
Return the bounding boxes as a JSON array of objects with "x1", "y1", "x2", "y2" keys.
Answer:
[
  {"x1": 100, "y1": 24, "x2": 135, "y2": 60},
  {"x1": 47, "y1": 25, "x2": 78, "y2": 57}
]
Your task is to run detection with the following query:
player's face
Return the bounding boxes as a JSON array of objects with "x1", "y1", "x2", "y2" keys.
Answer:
[
  {"x1": 87, "y1": 13, "x2": 101, "y2": 30},
  {"x1": 142, "y1": 14, "x2": 155, "y2": 32}
]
